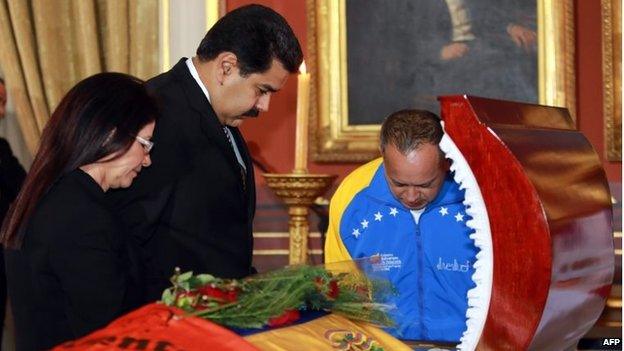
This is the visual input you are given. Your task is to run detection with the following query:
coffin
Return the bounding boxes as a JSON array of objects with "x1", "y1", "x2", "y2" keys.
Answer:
[{"x1": 439, "y1": 96, "x2": 614, "y2": 350}]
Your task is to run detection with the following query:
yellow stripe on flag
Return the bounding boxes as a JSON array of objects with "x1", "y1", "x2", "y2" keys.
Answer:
[{"x1": 244, "y1": 314, "x2": 411, "y2": 351}]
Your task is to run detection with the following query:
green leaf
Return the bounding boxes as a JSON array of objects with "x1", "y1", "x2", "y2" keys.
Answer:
[
  {"x1": 179, "y1": 282, "x2": 191, "y2": 291},
  {"x1": 176, "y1": 271, "x2": 194, "y2": 283},
  {"x1": 194, "y1": 274, "x2": 216, "y2": 285},
  {"x1": 161, "y1": 288, "x2": 175, "y2": 305}
]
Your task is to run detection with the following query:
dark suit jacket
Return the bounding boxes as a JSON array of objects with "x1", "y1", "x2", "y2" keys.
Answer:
[
  {"x1": 111, "y1": 58, "x2": 256, "y2": 301},
  {"x1": 5, "y1": 169, "x2": 142, "y2": 351},
  {"x1": 0, "y1": 137, "x2": 26, "y2": 343},
  {"x1": 0, "y1": 138, "x2": 26, "y2": 221}
]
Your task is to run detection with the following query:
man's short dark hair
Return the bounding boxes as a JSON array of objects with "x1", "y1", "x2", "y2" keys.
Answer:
[
  {"x1": 380, "y1": 109, "x2": 443, "y2": 154},
  {"x1": 196, "y1": 4, "x2": 303, "y2": 76}
]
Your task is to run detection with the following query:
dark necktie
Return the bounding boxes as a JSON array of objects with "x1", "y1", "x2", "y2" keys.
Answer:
[{"x1": 223, "y1": 126, "x2": 247, "y2": 192}]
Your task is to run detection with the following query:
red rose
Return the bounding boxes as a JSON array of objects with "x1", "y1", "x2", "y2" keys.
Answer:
[
  {"x1": 267, "y1": 309, "x2": 300, "y2": 327},
  {"x1": 327, "y1": 280, "x2": 339, "y2": 299},
  {"x1": 195, "y1": 303, "x2": 209, "y2": 311},
  {"x1": 225, "y1": 289, "x2": 238, "y2": 302},
  {"x1": 199, "y1": 286, "x2": 226, "y2": 299},
  {"x1": 198, "y1": 286, "x2": 238, "y2": 303},
  {"x1": 314, "y1": 277, "x2": 339, "y2": 299}
]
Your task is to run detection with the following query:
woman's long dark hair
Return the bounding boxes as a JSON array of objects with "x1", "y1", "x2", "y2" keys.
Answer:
[{"x1": 1, "y1": 72, "x2": 158, "y2": 249}]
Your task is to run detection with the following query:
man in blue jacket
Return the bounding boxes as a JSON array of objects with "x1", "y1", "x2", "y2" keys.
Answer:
[{"x1": 325, "y1": 109, "x2": 477, "y2": 343}]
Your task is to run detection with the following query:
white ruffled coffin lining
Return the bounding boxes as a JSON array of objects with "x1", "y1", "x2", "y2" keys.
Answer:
[{"x1": 439, "y1": 129, "x2": 493, "y2": 351}]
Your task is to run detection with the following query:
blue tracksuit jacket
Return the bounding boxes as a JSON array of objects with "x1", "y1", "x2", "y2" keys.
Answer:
[{"x1": 325, "y1": 158, "x2": 478, "y2": 342}]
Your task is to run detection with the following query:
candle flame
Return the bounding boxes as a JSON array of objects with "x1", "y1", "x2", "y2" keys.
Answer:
[{"x1": 299, "y1": 61, "x2": 307, "y2": 74}]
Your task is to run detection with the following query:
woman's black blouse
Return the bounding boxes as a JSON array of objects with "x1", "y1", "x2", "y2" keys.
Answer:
[{"x1": 5, "y1": 169, "x2": 143, "y2": 351}]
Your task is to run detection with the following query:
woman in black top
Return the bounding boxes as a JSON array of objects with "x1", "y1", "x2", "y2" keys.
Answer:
[{"x1": 1, "y1": 73, "x2": 158, "y2": 350}]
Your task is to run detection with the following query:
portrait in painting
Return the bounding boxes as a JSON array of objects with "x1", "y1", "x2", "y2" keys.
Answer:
[{"x1": 346, "y1": 0, "x2": 537, "y2": 124}]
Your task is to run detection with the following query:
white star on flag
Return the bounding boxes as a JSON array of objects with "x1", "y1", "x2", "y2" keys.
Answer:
[
  {"x1": 352, "y1": 228, "x2": 361, "y2": 238},
  {"x1": 374, "y1": 211, "x2": 383, "y2": 221},
  {"x1": 389, "y1": 207, "x2": 398, "y2": 217},
  {"x1": 439, "y1": 207, "x2": 448, "y2": 216},
  {"x1": 361, "y1": 219, "x2": 369, "y2": 228},
  {"x1": 455, "y1": 212, "x2": 464, "y2": 222}
]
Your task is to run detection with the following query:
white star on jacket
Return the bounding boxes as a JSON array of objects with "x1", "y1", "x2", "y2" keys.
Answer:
[
  {"x1": 361, "y1": 219, "x2": 369, "y2": 228},
  {"x1": 454, "y1": 212, "x2": 464, "y2": 222},
  {"x1": 352, "y1": 228, "x2": 361, "y2": 238},
  {"x1": 374, "y1": 212, "x2": 383, "y2": 221},
  {"x1": 439, "y1": 207, "x2": 449, "y2": 216},
  {"x1": 389, "y1": 207, "x2": 398, "y2": 217}
]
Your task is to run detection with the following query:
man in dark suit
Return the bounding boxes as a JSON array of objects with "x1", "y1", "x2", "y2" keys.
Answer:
[
  {"x1": 0, "y1": 77, "x2": 26, "y2": 347},
  {"x1": 113, "y1": 5, "x2": 303, "y2": 301}
]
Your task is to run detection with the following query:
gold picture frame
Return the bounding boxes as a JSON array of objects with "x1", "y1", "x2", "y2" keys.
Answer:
[
  {"x1": 602, "y1": 0, "x2": 621, "y2": 161},
  {"x1": 308, "y1": 0, "x2": 576, "y2": 162}
]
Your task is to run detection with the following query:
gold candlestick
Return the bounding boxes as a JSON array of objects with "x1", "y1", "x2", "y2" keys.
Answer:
[{"x1": 263, "y1": 173, "x2": 336, "y2": 265}]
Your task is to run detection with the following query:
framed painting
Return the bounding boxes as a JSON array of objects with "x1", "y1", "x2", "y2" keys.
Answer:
[
  {"x1": 307, "y1": 0, "x2": 576, "y2": 162},
  {"x1": 602, "y1": 0, "x2": 621, "y2": 161}
]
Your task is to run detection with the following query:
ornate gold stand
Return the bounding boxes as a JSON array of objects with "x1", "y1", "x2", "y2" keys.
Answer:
[{"x1": 263, "y1": 173, "x2": 336, "y2": 265}]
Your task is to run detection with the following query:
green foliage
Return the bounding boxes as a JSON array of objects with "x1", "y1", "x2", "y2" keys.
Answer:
[{"x1": 161, "y1": 265, "x2": 396, "y2": 330}]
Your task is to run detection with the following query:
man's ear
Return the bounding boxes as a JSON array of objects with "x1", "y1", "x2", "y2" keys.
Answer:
[
  {"x1": 216, "y1": 52, "x2": 238, "y2": 84},
  {"x1": 440, "y1": 153, "x2": 451, "y2": 171}
]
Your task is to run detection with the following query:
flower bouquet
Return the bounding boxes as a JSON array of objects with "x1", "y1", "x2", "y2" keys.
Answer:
[{"x1": 161, "y1": 263, "x2": 396, "y2": 330}]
